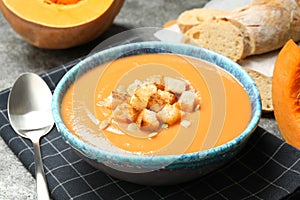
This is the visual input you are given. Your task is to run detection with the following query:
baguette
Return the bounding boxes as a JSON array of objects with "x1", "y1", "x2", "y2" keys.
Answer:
[
  {"x1": 180, "y1": 0, "x2": 300, "y2": 61},
  {"x1": 228, "y1": 3, "x2": 291, "y2": 55},
  {"x1": 253, "y1": 0, "x2": 300, "y2": 41}
]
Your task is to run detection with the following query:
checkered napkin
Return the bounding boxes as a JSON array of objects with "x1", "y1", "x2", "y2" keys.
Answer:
[{"x1": 0, "y1": 58, "x2": 300, "y2": 200}]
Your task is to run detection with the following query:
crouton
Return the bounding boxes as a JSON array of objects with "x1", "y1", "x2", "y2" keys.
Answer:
[
  {"x1": 96, "y1": 96, "x2": 112, "y2": 108},
  {"x1": 112, "y1": 102, "x2": 138, "y2": 123},
  {"x1": 111, "y1": 91, "x2": 129, "y2": 109},
  {"x1": 148, "y1": 104, "x2": 164, "y2": 113},
  {"x1": 136, "y1": 109, "x2": 160, "y2": 131},
  {"x1": 127, "y1": 80, "x2": 142, "y2": 96},
  {"x1": 157, "y1": 89, "x2": 177, "y2": 104},
  {"x1": 103, "y1": 74, "x2": 202, "y2": 136},
  {"x1": 164, "y1": 77, "x2": 187, "y2": 94},
  {"x1": 157, "y1": 103, "x2": 182, "y2": 125},
  {"x1": 129, "y1": 84, "x2": 157, "y2": 111},
  {"x1": 147, "y1": 89, "x2": 177, "y2": 112},
  {"x1": 146, "y1": 75, "x2": 164, "y2": 90},
  {"x1": 115, "y1": 85, "x2": 128, "y2": 95},
  {"x1": 178, "y1": 90, "x2": 198, "y2": 112}
]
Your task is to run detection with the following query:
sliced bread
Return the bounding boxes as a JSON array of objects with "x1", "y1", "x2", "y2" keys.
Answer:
[
  {"x1": 244, "y1": 68, "x2": 273, "y2": 112},
  {"x1": 184, "y1": 17, "x2": 251, "y2": 61},
  {"x1": 177, "y1": 8, "x2": 229, "y2": 33}
]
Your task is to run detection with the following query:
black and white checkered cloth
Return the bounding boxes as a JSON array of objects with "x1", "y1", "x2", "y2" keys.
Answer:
[{"x1": 0, "y1": 58, "x2": 299, "y2": 200}]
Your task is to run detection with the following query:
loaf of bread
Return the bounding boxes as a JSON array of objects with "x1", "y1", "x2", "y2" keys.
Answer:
[
  {"x1": 179, "y1": 0, "x2": 300, "y2": 61},
  {"x1": 253, "y1": 0, "x2": 300, "y2": 41},
  {"x1": 244, "y1": 68, "x2": 273, "y2": 112},
  {"x1": 228, "y1": 3, "x2": 290, "y2": 55}
]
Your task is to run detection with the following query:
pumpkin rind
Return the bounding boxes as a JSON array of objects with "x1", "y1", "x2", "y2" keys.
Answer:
[
  {"x1": 272, "y1": 39, "x2": 300, "y2": 149},
  {"x1": 0, "y1": 0, "x2": 124, "y2": 49}
]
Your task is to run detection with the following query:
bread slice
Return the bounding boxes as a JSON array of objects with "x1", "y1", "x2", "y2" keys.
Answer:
[
  {"x1": 244, "y1": 68, "x2": 273, "y2": 112},
  {"x1": 177, "y1": 8, "x2": 229, "y2": 33},
  {"x1": 184, "y1": 17, "x2": 251, "y2": 61}
]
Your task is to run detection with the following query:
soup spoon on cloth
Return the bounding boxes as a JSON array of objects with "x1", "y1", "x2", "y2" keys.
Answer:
[{"x1": 7, "y1": 73, "x2": 53, "y2": 200}]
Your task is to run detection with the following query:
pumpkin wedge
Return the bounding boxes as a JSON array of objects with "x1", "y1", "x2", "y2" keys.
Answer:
[
  {"x1": 273, "y1": 39, "x2": 300, "y2": 149},
  {"x1": 0, "y1": 0, "x2": 124, "y2": 49}
]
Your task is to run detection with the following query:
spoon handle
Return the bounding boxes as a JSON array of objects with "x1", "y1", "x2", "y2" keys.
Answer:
[{"x1": 32, "y1": 136, "x2": 50, "y2": 200}]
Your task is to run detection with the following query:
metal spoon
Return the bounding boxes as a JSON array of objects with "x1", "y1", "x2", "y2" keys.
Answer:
[{"x1": 7, "y1": 73, "x2": 53, "y2": 200}]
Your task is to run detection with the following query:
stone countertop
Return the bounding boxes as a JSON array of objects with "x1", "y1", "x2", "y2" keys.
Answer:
[{"x1": 0, "y1": 0, "x2": 281, "y2": 199}]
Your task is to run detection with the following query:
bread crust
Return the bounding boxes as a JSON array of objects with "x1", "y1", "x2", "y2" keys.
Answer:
[{"x1": 228, "y1": 3, "x2": 291, "y2": 55}]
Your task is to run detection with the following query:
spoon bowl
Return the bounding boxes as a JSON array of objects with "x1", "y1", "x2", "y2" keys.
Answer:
[{"x1": 8, "y1": 73, "x2": 53, "y2": 200}]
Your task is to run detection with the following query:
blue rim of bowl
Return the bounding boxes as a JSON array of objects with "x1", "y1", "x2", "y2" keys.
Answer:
[{"x1": 52, "y1": 41, "x2": 262, "y2": 170}]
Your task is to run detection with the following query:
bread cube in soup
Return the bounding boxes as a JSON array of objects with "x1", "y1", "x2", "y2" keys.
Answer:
[
  {"x1": 164, "y1": 77, "x2": 187, "y2": 94},
  {"x1": 146, "y1": 75, "x2": 164, "y2": 90},
  {"x1": 148, "y1": 89, "x2": 176, "y2": 112},
  {"x1": 136, "y1": 109, "x2": 160, "y2": 131},
  {"x1": 111, "y1": 91, "x2": 129, "y2": 109},
  {"x1": 112, "y1": 102, "x2": 138, "y2": 123},
  {"x1": 130, "y1": 84, "x2": 157, "y2": 111},
  {"x1": 126, "y1": 80, "x2": 142, "y2": 96},
  {"x1": 179, "y1": 90, "x2": 198, "y2": 112},
  {"x1": 157, "y1": 104, "x2": 182, "y2": 125}
]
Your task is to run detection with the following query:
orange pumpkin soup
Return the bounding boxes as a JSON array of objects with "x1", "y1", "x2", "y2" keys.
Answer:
[{"x1": 61, "y1": 54, "x2": 252, "y2": 155}]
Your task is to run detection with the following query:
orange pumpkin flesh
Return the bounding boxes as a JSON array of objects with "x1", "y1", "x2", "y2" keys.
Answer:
[
  {"x1": 273, "y1": 39, "x2": 300, "y2": 149},
  {"x1": 48, "y1": 0, "x2": 81, "y2": 4},
  {"x1": 0, "y1": 0, "x2": 124, "y2": 49}
]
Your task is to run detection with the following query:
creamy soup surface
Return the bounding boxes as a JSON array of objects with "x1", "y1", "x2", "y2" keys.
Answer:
[{"x1": 61, "y1": 53, "x2": 252, "y2": 155}]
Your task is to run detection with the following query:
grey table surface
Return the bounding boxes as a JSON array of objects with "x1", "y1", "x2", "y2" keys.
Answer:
[{"x1": 0, "y1": 0, "x2": 282, "y2": 199}]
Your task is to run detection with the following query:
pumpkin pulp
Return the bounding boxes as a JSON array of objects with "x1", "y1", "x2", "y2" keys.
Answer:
[
  {"x1": 2, "y1": 0, "x2": 114, "y2": 27},
  {"x1": 47, "y1": 0, "x2": 81, "y2": 4},
  {"x1": 273, "y1": 39, "x2": 300, "y2": 149}
]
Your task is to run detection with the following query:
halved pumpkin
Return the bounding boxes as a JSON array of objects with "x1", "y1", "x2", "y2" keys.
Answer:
[
  {"x1": 0, "y1": 0, "x2": 124, "y2": 49},
  {"x1": 273, "y1": 39, "x2": 300, "y2": 149}
]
